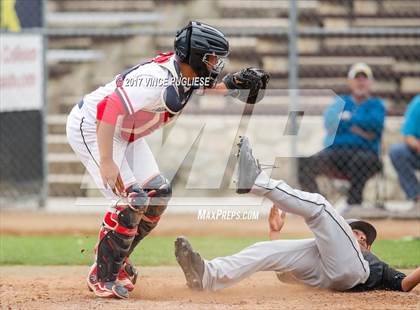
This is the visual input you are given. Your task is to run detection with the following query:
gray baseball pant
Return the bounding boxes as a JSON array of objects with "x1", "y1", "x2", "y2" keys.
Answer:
[{"x1": 201, "y1": 171, "x2": 370, "y2": 291}]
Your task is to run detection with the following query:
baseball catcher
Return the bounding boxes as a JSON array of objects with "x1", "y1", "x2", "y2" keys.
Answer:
[
  {"x1": 66, "y1": 21, "x2": 268, "y2": 299},
  {"x1": 175, "y1": 137, "x2": 420, "y2": 293}
]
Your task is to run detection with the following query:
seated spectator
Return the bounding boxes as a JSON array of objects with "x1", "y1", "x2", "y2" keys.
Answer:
[
  {"x1": 298, "y1": 63, "x2": 385, "y2": 210},
  {"x1": 389, "y1": 94, "x2": 420, "y2": 211}
]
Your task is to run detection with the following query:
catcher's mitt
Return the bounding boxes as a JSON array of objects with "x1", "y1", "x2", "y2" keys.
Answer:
[{"x1": 222, "y1": 67, "x2": 270, "y2": 104}]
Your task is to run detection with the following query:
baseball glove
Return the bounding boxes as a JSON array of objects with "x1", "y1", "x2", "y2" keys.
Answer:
[{"x1": 222, "y1": 67, "x2": 270, "y2": 104}]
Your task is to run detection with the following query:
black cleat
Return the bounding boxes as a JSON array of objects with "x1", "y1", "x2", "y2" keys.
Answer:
[
  {"x1": 236, "y1": 136, "x2": 261, "y2": 194},
  {"x1": 103, "y1": 281, "x2": 129, "y2": 299},
  {"x1": 174, "y1": 236, "x2": 204, "y2": 291}
]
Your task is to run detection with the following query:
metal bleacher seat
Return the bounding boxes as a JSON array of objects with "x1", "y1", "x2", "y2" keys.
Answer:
[
  {"x1": 353, "y1": 17, "x2": 420, "y2": 28},
  {"x1": 381, "y1": 0, "x2": 420, "y2": 15},
  {"x1": 201, "y1": 18, "x2": 289, "y2": 32},
  {"x1": 216, "y1": 0, "x2": 318, "y2": 17},
  {"x1": 47, "y1": 49, "x2": 104, "y2": 63},
  {"x1": 54, "y1": 0, "x2": 156, "y2": 12},
  {"x1": 47, "y1": 12, "x2": 162, "y2": 28},
  {"x1": 156, "y1": 36, "x2": 258, "y2": 54},
  {"x1": 46, "y1": 0, "x2": 162, "y2": 63}
]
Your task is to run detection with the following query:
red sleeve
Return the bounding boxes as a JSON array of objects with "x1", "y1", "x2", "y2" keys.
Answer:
[{"x1": 96, "y1": 91, "x2": 128, "y2": 125}]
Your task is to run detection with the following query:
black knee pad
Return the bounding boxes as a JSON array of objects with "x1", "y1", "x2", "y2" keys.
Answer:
[
  {"x1": 143, "y1": 174, "x2": 172, "y2": 206},
  {"x1": 126, "y1": 183, "x2": 149, "y2": 211},
  {"x1": 143, "y1": 174, "x2": 172, "y2": 221}
]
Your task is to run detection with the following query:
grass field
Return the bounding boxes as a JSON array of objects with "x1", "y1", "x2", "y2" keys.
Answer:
[{"x1": 1, "y1": 235, "x2": 419, "y2": 268}]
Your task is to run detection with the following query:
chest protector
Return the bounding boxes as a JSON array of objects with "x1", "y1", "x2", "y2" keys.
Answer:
[{"x1": 116, "y1": 52, "x2": 194, "y2": 142}]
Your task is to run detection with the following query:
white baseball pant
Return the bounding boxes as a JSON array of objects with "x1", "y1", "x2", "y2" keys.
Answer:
[{"x1": 66, "y1": 105, "x2": 160, "y2": 203}]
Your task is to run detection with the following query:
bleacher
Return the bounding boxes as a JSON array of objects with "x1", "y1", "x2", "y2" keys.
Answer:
[{"x1": 46, "y1": 0, "x2": 420, "y2": 196}]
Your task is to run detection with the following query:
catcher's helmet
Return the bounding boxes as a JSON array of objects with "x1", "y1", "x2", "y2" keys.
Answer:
[
  {"x1": 174, "y1": 21, "x2": 229, "y2": 87},
  {"x1": 346, "y1": 219, "x2": 377, "y2": 246}
]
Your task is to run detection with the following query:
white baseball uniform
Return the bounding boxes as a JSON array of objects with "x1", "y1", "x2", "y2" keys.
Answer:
[
  {"x1": 202, "y1": 171, "x2": 370, "y2": 291},
  {"x1": 66, "y1": 52, "x2": 191, "y2": 201}
]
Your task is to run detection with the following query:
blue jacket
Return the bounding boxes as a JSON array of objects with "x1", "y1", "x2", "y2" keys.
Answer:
[
  {"x1": 401, "y1": 94, "x2": 420, "y2": 139},
  {"x1": 324, "y1": 95, "x2": 385, "y2": 154}
]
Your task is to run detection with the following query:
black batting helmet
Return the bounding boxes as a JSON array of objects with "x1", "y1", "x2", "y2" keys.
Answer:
[
  {"x1": 174, "y1": 21, "x2": 229, "y2": 87},
  {"x1": 347, "y1": 219, "x2": 377, "y2": 246}
]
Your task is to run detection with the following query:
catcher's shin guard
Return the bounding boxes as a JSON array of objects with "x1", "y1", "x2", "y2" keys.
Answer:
[
  {"x1": 127, "y1": 174, "x2": 172, "y2": 256},
  {"x1": 96, "y1": 184, "x2": 148, "y2": 285}
]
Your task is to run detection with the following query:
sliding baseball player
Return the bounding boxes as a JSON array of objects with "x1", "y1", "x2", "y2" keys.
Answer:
[{"x1": 175, "y1": 137, "x2": 420, "y2": 292}]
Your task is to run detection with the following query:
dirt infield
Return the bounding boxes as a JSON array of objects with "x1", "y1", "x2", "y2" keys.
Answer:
[
  {"x1": 0, "y1": 266, "x2": 418, "y2": 310},
  {"x1": 1, "y1": 211, "x2": 419, "y2": 309},
  {"x1": 1, "y1": 211, "x2": 419, "y2": 238}
]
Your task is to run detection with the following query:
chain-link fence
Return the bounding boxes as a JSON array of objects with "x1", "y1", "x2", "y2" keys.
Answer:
[
  {"x1": 292, "y1": 0, "x2": 420, "y2": 216},
  {"x1": 0, "y1": 0, "x2": 47, "y2": 207},
  {"x1": 2, "y1": 0, "x2": 419, "y2": 217}
]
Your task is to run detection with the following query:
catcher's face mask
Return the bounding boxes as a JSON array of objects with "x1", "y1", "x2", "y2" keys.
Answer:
[{"x1": 202, "y1": 53, "x2": 228, "y2": 88}]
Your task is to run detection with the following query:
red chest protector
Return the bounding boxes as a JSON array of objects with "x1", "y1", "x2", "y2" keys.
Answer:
[{"x1": 120, "y1": 110, "x2": 173, "y2": 142}]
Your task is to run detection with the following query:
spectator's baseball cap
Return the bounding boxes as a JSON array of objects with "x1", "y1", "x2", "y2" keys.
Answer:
[
  {"x1": 348, "y1": 62, "x2": 373, "y2": 80},
  {"x1": 346, "y1": 218, "x2": 377, "y2": 245}
]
